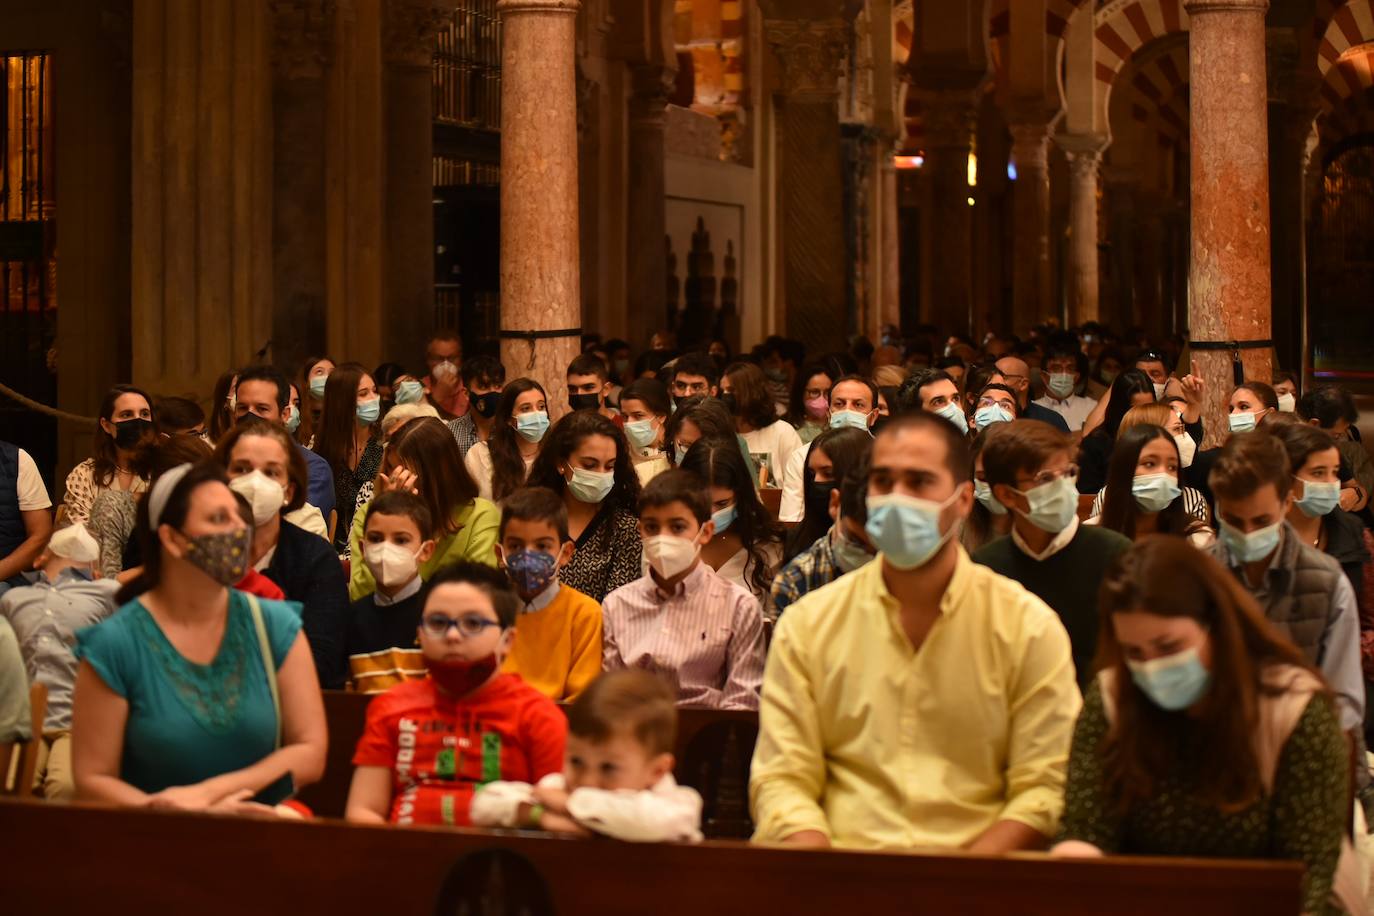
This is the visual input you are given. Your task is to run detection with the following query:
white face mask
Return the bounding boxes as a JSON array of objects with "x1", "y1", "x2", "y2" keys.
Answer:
[
  {"x1": 642, "y1": 533, "x2": 701, "y2": 580},
  {"x1": 1173, "y1": 432, "x2": 1197, "y2": 469},
  {"x1": 363, "y1": 540, "x2": 422, "y2": 589},
  {"x1": 228, "y1": 470, "x2": 285, "y2": 526},
  {"x1": 1277, "y1": 392, "x2": 1296, "y2": 413}
]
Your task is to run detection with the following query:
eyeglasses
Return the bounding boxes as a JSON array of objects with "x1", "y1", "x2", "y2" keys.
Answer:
[
  {"x1": 1016, "y1": 465, "x2": 1079, "y2": 489},
  {"x1": 420, "y1": 613, "x2": 503, "y2": 638},
  {"x1": 978, "y1": 397, "x2": 1016, "y2": 412}
]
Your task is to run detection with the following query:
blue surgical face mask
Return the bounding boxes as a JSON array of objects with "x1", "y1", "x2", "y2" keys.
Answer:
[
  {"x1": 974, "y1": 479, "x2": 1007, "y2": 516},
  {"x1": 567, "y1": 466, "x2": 614, "y2": 504},
  {"x1": 1127, "y1": 645, "x2": 1212, "y2": 711},
  {"x1": 1296, "y1": 479, "x2": 1341, "y2": 518},
  {"x1": 515, "y1": 410, "x2": 550, "y2": 443},
  {"x1": 864, "y1": 488, "x2": 963, "y2": 571},
  {"x1": 974, "y1": 404, "x2": 1014, "y2": 430},
  {"x1": 1227, "y1": 411, "x2": 1257, "y2": 435},
  {"x1": 935, "y1": 401, "x2": 968, "y2": 434},
  {"x1": 1010, "y1": 475, "x2": 1078, "y2": 533},
  {"x1": 673, "y1": 443, "x2": 688, "y2": 465},
  {"x1": 309, "y1": 374, "x2": 328, "y2": 399},
  {"x1": 1219, "y1": 519, "x2": 1282, "y2": 564},
  {"x1": 625, "y1": 418, "x2": 659, "y2": 450},
  {"x1": 1046, "y1": 373, "x2": 1076, "y2": 400},
  {"x1": 829, "y1": 410, "x2": 871, "y2": 431},
  {"x1": 356, "y1": 398, "x2": 381, "y2": 426},
  {"x1": 831, "y1": 525, "x2": 874, "y2": 573},
  {"x1": 711, "y1": 503, "x2": 737, "y2": 535},
  {"x1": 283, "y1": 406, "x2": 301, "y2": 434},
  {"x1": 395, "y1": 379, "x2": 425, "y2": 405},
  {"x1": 1131, "y1": 473, "x2": 1182, "y2": 513}
]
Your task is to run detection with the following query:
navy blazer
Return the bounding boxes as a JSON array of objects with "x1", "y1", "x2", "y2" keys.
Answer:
[
  {"x1": 297, "y1": 443, "x2": 336, "y2": 523},
  {"x1": 262, "y1": 520, "x2": 350, "y2": 689}
]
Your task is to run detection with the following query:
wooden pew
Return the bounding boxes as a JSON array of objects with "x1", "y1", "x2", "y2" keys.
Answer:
[
  {"x1": 0, "y1": 799, "x2": 1304, "y2": 916},
  {"x1": 296, "y1": 691, "x2": 758, "y2": 837}
]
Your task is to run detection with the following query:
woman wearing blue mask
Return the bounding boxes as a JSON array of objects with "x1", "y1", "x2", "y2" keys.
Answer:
[
  {"x1": 298, "y1": 356, "x2": 336, "y2": 442},
  {"x1": 1053, "y1": 536, "x2": 1352, "y2": 916},
  {"x1": 1271, "y1": 422, "x2": 1369, "y2": 606},
  {"x1": 1087, "y1": 422, "x2": 1214, "y2": 548},
  {"x1": 663, "y1": 396, "x2": 760, "y2": 484},
  {"x1": 526, "y1": 411, "x2": 642, "y2": 602},
  {"x1": 619, "y1": 377, "x2": 672, "y2": 486},
  {"x1": 464, "y1": 378, "x2": 547, "y2": 504},
  {"x1": 962, "y1": 431, "x2": 1013, "y2": 553},
  {"x1": 313, "y1": 363, "x2": 383, "y2": 552},
  {"x1": 1226, "y1": 381, "x2": 1279, "y2": 437},
  {"x1": 1076, "y1": 369, "x2": 1157, "y2": 497},
  {"x1": 678, "y1": 440, "x2": 782, "y2": 605}
]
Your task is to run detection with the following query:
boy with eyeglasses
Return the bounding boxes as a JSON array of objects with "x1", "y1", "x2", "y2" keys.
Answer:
[{"x1": 345, "y1": 562, "x2": 567, "y2": 827}]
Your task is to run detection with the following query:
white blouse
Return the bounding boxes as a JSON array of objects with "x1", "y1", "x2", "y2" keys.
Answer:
[
  {"x1": 464, "y1": 440, "x2": 535, "y2": 503},
  {"x1": 62, "y1": 459, "x2": 147, "y2": 525}
]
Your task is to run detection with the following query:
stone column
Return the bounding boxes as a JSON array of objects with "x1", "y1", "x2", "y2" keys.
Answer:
[
  {"x1": 1185, "y1": 0, "x2": 1272, "y2": 446},
  {"x1": 270, "y1": 0, "x2": 334, "y2": 375},
  {"x1": 1056, "y1": 134, "x2": 1107, "y2": 328},
  {"x1": 498, "y1": 0, "x2": 583, "y2": 416},
  {"x1": 383, "y1": 0, "x2": 445, "y2": 363},
  {"x1": 1009, "y1": 117, "x2": 1055, "y2": 330},
  {"x1": 921, "y1": 91, "x2": 978, "y2": 337},
  {"x1": 1269, "y1": 100, "x2": 1320, "y2": 376},
  {"x1": 761, "y1": 8, "x2": 848, "y2": 356},
  {"x1": 626, "y1": 63, "x2": 674, "y2": 347},
  {"x1": 134, "y1": 0, "x2": 273, "y2": 397}
]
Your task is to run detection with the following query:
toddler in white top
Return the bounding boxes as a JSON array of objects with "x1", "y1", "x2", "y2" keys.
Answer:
[{"x1": 472, "y1": 669, "x2": 703, "y2": 842}]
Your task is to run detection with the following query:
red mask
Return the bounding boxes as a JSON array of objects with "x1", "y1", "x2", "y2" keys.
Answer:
[{"x1": 425, "y1": 653, "x2": 499, "y2": 697}]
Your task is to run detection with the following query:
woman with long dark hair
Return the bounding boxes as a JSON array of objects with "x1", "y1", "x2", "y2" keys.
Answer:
[
  {"x1": 72, "y1": 461, "x2": 326, "y2": 811},
  {"x1": 63, "y1": 384, "x2": 158, "y2": 525},
  {"x1": 963, "y1": 430, "x2": 1013, "y2": 553},
  {"x1": 464, "y1": 378, "x2": 548, "y2": 503},
  {"x1": 350, "y1": 417, "x2": 498, "y2": 598},
  {"x1": 1053, "y1": 537, "x2": 1352, "y2": 915},
  {"x1": 1076, "y1": 369, "x2": 1156, "y2": 495},
  {"x1": 721, "y1": 362, "x2": 802, "y2": 488},
  {"x1": 786, "y1": 361, "x2": 839, "y2": 445},
  {"x1": 783, "y1": 428, "x2": 872, "y2": 562},
  {"x1": 619, "y1": 377, "x2": 672, "y2": 485},
  {"x1": 678, "y1": 440, "x2": 783, "y2": 602},
  {"x1": 298, "y1": 356, "x2": 336, "y2": 441},
  {"x1": 313, "y1": 363, "x2": 383, "y2": 550},
  {"x1": 1088, "y1": 424, "x2": 1214, "y2": 548},
  {"x1": 526, "y1": 411, "x2": 642, "y2": 601}
]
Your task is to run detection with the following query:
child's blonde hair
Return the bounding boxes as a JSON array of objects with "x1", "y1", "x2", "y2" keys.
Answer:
[{"x1": 567, "y1": 670, "x2": 677, "y2": 756}]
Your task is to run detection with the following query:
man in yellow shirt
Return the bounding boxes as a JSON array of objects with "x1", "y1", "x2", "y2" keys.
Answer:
[{"x1": 750, "y1": 412, "x2": 1082, "y2": 851}]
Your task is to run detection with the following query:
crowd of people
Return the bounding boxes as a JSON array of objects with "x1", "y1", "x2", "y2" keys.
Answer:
[{"x1": 1, "y1": 322, "x2": 1371, "y2": 911}]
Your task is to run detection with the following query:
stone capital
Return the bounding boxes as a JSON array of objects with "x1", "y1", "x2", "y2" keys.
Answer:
[
  {"x1": 1182, "y1": 0, "x2": 1269, "y2": 14},
  {"x1": 763, "y1": 17, "x2": 848, "y2": 99},
  {"x1": 271, "y1": 0, "x2": 337, "y2": 79},
  {"x1": 496, "y1": 0, "x2": 582, "y2": 14},
  {"x1": 1056, "y1": 132, "x2": 1110, "y2": 178},
  {"x1": 917, "y1": 89, "x2": 979, "y2": 149},
  {"x1": 383, "y1": 0, "x2": 449, "y2": 69},
  {"x1": 1008, "y1": 120, "x2": 1053, "y2": 170}
]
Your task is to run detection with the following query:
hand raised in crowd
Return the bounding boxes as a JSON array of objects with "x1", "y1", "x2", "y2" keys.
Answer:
[
  {"x1": 1179, "y1": 361, "x2": 1205, "y2": 405},
  {"x1": 377, "y1": 467, "x2": 420, "y2": 496}
]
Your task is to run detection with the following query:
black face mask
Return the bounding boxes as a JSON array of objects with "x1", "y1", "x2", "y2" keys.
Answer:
[
  {"x1": 871, "y1": 415, "x2": 890, "y2": 435},
  {"x1": 568, "y1": 393, "x2": 601, "y2": 412},
  {"x1": 472, "y1": 392, "x2": 501, "y2": 419},
  {"x1": 720, "y1": 392, "x2": 738, "y2": 414},
  {"x1": 112, "y1": 417, "x2": 154, "y2": 450},
  {"x1": 805, "y1": 481, "x2": 838, "y2": 519}
]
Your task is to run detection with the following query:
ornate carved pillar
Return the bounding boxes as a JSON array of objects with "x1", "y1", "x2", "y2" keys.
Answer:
[
  {"x1": 761, "y1": 7, "x2": 848, "y2": 355},
  {"x1": 1184, "y1": 0, "x2": 1272, "y2": 446},
  {"x1": 1008, "y1": 116, "x2": 1055, "y2": 330},
  {"x1": 1056, "y1": 133, "x2": 1107, "y2": 327},
  {"x1": 627, "y1": 63, "x2": 675, "y2": 348},
  {"x1": 133, "y1": 0, "x2": 273, "y2": 397},
  {"x1": 498, "y1": 0, "x2": 583, "y2": 416},
  {"x1": 270, "y1": 0, "x2": 335, "y2": 375},
  {"x1": 921, "y1": 90, "x2": 978, "y2": 336},
  {"x1": 382, "y1": 0, "x2": 445, "y2": 362}
]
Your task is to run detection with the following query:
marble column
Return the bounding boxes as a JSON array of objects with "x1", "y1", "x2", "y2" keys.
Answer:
[
  {"x1": 1056, "y1": 133, "x2": 1107, "y2": 328},
  {"x1": 134, "y1": 0, "x2": 273, "y2": 397},
  {"x1": 626, "y1": 63, "x2": 674, "y2": 348},
  {"x1": 271, "y1": 0, "x2": 334, "y2": 375},
  {"x1": 921, "y1": 91, "x2": 978, "y2": 337},
  {"x1": 1184, "y1": 0, "x2": 1272, "y2": 446},
  {"x1": 762, "y1": 11, "x2": 848, "y2": 356},
  {"x1": 1269, "y1": 100, "x2": 1320, "y2": 377},
  {"x1": 498, "y1": 0, "x2": 583, "y2": 416},
  {"x1": 1009, "y1": 117, "x2": 1054, "y2": 330},
  {"x1": 382, "y1": 0, "x2": 445, "y2": 364}
]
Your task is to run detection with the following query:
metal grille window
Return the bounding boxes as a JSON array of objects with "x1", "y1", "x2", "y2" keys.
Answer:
[{"x1": 0, "y1": 52, "x2": 56, "y2": 485}]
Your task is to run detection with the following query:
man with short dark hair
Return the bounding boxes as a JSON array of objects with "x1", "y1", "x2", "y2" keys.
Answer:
[
  {"x1": 235, "y1": 365, "x2": 335, "y2": 525},
  {"x1": 566, "y1": 354, "x2": 618, "y2": 421},
  {"x1": 751, "y1": 413, "x2": 1079, "y2": 851},
  {"x1": 669, "y1": 352, "x2": 720, "y2": 401},
  {"x1": 1299, "y1": 384, "x2": 1371, "y2": 512},
  {"x1": 1032, "y1": 337, "x2": 1095, "y2": 433},
  {"x1": 973, "y1": 420, "x2": 1131, "y2": 685},
  {"x1": 896, "y1": 369, "x2": 966, "y2": 432},
  {"x1": 447, "y1": 355, "x2": 506, "y2": 458}
]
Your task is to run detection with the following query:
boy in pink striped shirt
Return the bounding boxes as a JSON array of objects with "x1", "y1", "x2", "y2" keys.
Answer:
[{"x1": 599, "y1": 470, "x2": 765, "y2": 710}]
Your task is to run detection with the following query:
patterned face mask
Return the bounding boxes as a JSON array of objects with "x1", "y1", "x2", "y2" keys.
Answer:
[{"x1": 180, "y1": 528, "x2": 251, "y2": 586}]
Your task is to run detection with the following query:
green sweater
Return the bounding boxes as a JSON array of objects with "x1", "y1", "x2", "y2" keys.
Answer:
[{"x1": 972, "y1": 525, "x2": 1132, "y2": 686}]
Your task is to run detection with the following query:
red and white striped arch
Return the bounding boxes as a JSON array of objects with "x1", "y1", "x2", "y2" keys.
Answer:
[
  {"x1": 1094, "y1": 0, "x2": 1189, "y2": 131},
  {"x1": 1318, "y1": 1, "x2": 1374, "y2": 113},
  {"x1": 1122, "y1": 36, "x2": 1190, "y2": 143}
]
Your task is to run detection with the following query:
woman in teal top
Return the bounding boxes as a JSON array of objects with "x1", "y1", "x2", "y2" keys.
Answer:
[{"x1": 72, "y1": 462, "x2": 326, "y2": 811}]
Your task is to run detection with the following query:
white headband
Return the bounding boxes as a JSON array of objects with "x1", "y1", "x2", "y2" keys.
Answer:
[{"x1": 147, "y1": 463, "x2": 194, "y2": 531}]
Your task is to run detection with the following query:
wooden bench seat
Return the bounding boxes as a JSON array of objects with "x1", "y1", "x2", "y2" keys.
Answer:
[
  {"x1": 296, "y1": 690, "x2": 759, "y2": 837},
  {"x1": 0, "y1": 799, "x2": 1305, "y2": 915}
]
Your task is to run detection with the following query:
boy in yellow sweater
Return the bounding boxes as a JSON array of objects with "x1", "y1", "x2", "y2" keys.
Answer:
[{"x1": 496, "y1": 487, "x2": 603, "y2": 701}]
